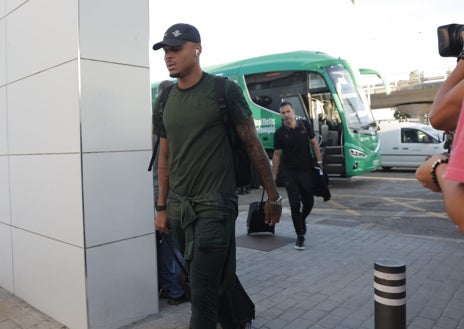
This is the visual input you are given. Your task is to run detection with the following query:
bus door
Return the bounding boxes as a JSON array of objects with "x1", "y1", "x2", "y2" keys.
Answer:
[
  {"x1": 305, "y1": 72, "x2": 345, "y2": 175},
  {"x1": 245, "y1": 70, "x2": 346, "y2": 174}
]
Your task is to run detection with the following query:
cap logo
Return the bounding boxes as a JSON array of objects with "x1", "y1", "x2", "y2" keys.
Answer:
[{"x1": 171, "y1": 30, "x2": 182, "y2": 38}]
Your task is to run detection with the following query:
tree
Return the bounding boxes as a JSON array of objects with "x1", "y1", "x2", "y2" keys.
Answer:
[{"x1": 393, "y1": 108, "x2": 411, "y2": 121}]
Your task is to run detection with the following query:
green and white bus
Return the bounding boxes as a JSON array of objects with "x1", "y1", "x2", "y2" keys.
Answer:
[{"x1": 153, "y1": 51, "x2": 384, "y2": 177}]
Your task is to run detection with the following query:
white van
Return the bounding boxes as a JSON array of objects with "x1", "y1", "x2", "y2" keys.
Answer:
[{"x1": 378, "y1": 121, "x2": 445, "y2": 170}]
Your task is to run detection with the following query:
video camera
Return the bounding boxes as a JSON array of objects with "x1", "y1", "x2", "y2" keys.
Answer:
[{"x1": 437, "y1": 24, "x2": 464, "y2": 57}]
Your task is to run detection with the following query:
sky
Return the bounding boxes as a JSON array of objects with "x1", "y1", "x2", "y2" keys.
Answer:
[{"x1": 149, "y1": 0, "x2": 464, "y2": 84}]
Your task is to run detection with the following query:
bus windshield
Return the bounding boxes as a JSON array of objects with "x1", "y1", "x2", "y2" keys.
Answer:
[{"x1": 327, "y1": 65, "x2": 375, "y2": 130}]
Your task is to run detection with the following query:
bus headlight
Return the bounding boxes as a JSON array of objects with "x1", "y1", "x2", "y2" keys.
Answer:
[{"x1": 349, "y1": 148, "x2": 367, "y2": 158}]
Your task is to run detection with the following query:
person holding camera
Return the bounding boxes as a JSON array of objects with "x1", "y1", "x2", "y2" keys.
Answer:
[{"x1": 415, "y1": 29, "x2": 464, "y2": 233}]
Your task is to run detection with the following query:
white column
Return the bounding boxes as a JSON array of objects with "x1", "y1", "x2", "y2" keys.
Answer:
[{"x1": 0, "y1": 1, "x2": 157, "y2": 329}]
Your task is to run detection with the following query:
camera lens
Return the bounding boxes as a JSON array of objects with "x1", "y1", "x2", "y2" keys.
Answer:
[{"x1": 437, "y1": 23, "x2": 464, "y2": 57}]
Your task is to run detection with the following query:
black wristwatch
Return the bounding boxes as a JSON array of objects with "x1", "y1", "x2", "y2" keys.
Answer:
[{"x1": 156, "y1": 204, "x2": 167, "y2": 212}]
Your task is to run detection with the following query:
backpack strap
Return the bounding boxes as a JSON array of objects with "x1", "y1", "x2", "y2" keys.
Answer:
[
  {"x1": 148, "y1": 83, "x2": 175, "y2": 171},
  {"x1": 158, "y1": 83, "x2": 174, "y2": 114},
  {"x1": 215, "y1": 76, "x2": 233, "y2": 149},
  {"x1": 147, "y1": 136, "x2": 161, "y2": 171},
  {"x1": 215, "y1": 76, "x2": 228, "y2": 125},
  {"x1": 300, "y1": 119, "x2": 316, "y2": 158}
]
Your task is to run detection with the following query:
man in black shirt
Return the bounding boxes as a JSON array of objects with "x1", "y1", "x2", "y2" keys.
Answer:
[{"x1": 272, "y1": 101, "x2": 322, "y2": 250}]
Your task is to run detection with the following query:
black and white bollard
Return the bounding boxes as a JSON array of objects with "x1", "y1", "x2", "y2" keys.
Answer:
[{"x1": 374, "y1": 259, "x2": 406, "y2": 329}]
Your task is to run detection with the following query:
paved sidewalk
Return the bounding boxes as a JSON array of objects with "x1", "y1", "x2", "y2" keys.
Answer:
[
  {"x1": 134, "y1": 217, "x2": 464, "y2": 329},
  {"x1": 0, "y1": 287, "x2": 65, "y2": 329},
  {"x1": 3, "y1": 216, "x2": 464, "y2": 329},
  {"x1": 2, "y1": 185, "x2": 464, "y2": 329}
]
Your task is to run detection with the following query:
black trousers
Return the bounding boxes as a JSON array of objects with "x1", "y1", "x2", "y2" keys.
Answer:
[
  {"x1": 283, "y1": 169, "x2": 315, "y2": 237},
  {"x1": 170, "y1": 211, "x2": 235, "y2": 329}
]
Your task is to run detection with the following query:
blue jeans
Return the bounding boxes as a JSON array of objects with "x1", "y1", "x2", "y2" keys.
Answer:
[
  {"x1": 153, "y1": 151, "x2": 184, "y2": 299},
  {"x1": 157, "y1": 232, "x2": 185, "y2": 299}
]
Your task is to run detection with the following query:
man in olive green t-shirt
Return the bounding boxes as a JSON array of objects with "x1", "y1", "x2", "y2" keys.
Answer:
[{"x1": 153, "y1": 23, "x2": 282, "y2": 329}]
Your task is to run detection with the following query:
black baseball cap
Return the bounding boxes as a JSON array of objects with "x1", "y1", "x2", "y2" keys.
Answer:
[{"x1": 152, "y1": 23, "x2": 201, "y2": 50}]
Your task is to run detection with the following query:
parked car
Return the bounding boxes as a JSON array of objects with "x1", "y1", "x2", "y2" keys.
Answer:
[{"x1": 378, "y1": 120, "x2": 445, "y2": 170}]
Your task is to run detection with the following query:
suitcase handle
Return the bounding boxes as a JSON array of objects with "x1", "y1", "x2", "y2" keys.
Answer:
[
  {"x1": 160, "y1": 232, "x2": 190, "y2": 279},
  {"x1": 259, "y1": 188, "x2": 265, "y2": 202}
]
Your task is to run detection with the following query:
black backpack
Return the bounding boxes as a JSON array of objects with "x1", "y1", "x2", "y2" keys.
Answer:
[{"x1": 148, "y1": 76, "x2": 252, "y2": 188}]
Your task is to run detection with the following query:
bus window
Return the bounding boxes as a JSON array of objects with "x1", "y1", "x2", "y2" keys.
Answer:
[
  {"x1": 282, "y1": 94, "x2": 308, "y2": 119},
  {"x1": 327, "y1": 65, "x2": 375, "y2": 130},
  {"x1": 245, "y1": 71, "x2": 306, "y2": 113},
  {"x1": 309, "y1": 73, "x2": 327, "y2": 89}
]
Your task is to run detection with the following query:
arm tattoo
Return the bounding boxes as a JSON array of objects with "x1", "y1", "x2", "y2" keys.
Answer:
[{"x1": 236, "y1": 117, "x2": 279, "y2": 198}]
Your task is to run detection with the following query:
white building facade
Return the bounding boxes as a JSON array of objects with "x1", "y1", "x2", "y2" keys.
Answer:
[{"x1": 0, "y1": 1, "x2": 158, "y2": 328}]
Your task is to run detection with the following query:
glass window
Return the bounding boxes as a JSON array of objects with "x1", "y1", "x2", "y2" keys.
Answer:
[
  {"x1": 401, "y1": 127, "x2": 442, "y2": 143},
  {"x1": 245, "y1": 71, "x2": 307, "y2": 113},
  {"x1": 327, "y1": 65, "x2": 375, "y2": 129}
]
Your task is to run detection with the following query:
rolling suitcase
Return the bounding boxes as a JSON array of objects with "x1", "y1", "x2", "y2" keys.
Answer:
[
  {"x1": 218, "y1": 274, "x2": 255, "y2": 329},
  {"x1": 247, "y1": 189, "x2": 275, "y2": 235}
]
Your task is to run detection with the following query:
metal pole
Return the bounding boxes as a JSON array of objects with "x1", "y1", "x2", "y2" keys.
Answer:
[{"x1": 374, "y1": 258, "x2": 406, "y2": 329}]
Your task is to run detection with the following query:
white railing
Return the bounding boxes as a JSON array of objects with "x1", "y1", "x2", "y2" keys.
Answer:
[{"x1": 364, "y1": 75, "x2": 446, "y2": 95}]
